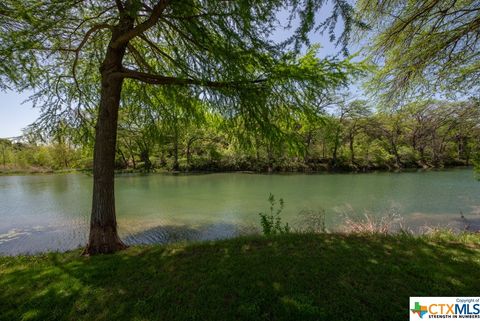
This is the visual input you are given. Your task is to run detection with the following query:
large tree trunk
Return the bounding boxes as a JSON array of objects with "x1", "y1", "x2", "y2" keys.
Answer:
[{"x1": 84, "y1": 21, "x2": 132, "y2": 255}]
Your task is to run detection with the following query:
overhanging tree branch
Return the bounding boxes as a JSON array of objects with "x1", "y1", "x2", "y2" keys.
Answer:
[
  {"x1": 163, "y1": 12, "x2": 234, "y2": 21},
  {"x1": 117, "y1": 68, "x2": 267, "y2": 88}
]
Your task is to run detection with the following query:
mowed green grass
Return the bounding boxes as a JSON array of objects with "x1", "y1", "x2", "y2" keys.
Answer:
[{"x1": 1, "y1": 233, "x2": 479, "y2": 321}]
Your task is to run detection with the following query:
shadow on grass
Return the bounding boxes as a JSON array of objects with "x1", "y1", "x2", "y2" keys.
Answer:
[{"x1": 0, "y1": 233, "x2": 479, "y2": 321}]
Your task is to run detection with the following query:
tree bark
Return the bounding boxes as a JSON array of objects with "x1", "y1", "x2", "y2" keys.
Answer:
[{"x1": 84, "y1": 20, "x2": 133, "y2": 255}]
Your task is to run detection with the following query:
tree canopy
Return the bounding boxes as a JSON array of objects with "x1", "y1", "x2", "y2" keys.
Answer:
[
  {"x1": 1, "y1": 0, "x2": 362, "y2": 113},
  {"x1": 357, "y1": 0, "x2": 480, "y2": 102}
]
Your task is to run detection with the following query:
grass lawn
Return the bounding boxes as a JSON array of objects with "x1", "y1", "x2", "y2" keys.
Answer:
[{"x1": 1, "y1": 233, "x2": 479, "y2": 321}]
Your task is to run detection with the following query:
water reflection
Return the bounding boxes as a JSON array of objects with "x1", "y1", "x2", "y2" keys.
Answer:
[
  {"x1": 0, "y1": 220, "x2": 87, "y2": 255},
  {"x1": 124, "y1": 222, "x2": 258, "y2": 246}
]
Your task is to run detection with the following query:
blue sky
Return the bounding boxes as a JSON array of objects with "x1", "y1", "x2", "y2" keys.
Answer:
[
  {"x1": 0, "y1": 90, "x2": 38, "y2": 138},
  {"x1": 0, "y1": 4, "x2": 356, "y2": 138}
]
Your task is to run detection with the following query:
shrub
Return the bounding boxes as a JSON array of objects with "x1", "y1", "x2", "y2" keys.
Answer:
[{"x1": 259, "y1": 193, "x2": 290, "y2": 236}]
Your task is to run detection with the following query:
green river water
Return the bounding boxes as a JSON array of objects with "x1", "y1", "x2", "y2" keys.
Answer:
[{"x1": 0, "y1": 169, "x2": 479, "y2": 254}]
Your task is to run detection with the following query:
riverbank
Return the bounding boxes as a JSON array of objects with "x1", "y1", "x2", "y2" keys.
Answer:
[
  {"x1": 114, "y1": 158, "x2": 473, "y2": 174},
  {"x1": 0, "y1": 167, "x2": 81, "y2": 176},
  {"x1": 2, "y1": 163, "x2": 474, "y2": 176},
  {"x1": 1, "y1": 232, "x2": 479, "y2": 321}
]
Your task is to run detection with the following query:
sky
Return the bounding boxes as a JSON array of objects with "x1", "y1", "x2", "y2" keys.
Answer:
[
  {"x1": 0, "y1": 90, "x2": 39, "y2": 138},
  {"x1": 0, "y1": 3, "x2": 358, "y2": 138}
]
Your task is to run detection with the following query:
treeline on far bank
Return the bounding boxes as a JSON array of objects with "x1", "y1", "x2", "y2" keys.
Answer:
[{"x1": 1, "y1": 99, "x2": 479, "y2": 174}]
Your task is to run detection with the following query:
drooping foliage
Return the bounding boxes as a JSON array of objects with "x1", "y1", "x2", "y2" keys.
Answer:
[
  {"x1": 1, "y1": 0, "x2": 363, "y2": 132},
  {"x1": 357, "y1": 0, "x2": 480, "y2": 102}
]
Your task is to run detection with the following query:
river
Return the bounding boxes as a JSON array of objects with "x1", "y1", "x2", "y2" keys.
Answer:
[{"x1": 0, "y1": 168, "x2": 479, "y2": 255}]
